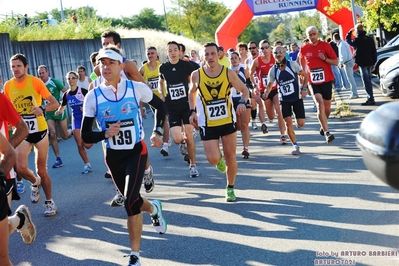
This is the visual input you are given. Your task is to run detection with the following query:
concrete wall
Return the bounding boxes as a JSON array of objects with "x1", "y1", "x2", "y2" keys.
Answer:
[{"x1": 0, "y1": 33, "x2": 145, "y2": 85}]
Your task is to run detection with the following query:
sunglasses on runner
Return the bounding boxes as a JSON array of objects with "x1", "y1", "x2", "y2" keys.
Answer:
[{"x1": 273, "y1": 50, "x2": 285, "y2": 54}]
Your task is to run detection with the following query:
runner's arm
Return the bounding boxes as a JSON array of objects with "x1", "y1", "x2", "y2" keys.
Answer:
[
  {"x1": 228, "y1": 69, "x2": 249, "y2": 102},
  {"x1": 0, "y1": 133, "x2": 15, "y2": 176},
  {"x1": 8, "y1": 119, "x2": 28, "y2": 149},
  {"x1": 125, "y1": 60, "x2": 145, "y2": 83}
]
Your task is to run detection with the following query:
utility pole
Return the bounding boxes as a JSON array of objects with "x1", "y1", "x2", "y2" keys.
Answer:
[
  {"x1": 163, "y1": 0, "x2": 169, "y2": 31},
  {"x1": 350, "y1": 0, "x2": 357, "y2": 26},
  {"x1": 60, "y1": 0, "x2": 65, "y2": 21}
]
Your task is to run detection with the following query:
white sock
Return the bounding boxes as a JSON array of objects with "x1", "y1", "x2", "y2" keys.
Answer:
[
  {"x1": 130, "y1": 251, "x2": 140, "y2": 258},
  {"x1": 144, "y1": 167, "x2": 151, "y2": 174},
  {"x1": 151, "y1": 202, "x2": 158, "y2": 216}
]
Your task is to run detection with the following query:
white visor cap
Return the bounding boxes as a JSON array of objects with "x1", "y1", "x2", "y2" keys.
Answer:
[{"x1": 97, "y1": 49, "x2": 123, "y2": 62}]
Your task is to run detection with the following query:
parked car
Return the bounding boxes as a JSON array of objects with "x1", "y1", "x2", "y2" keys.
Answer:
[
  {"x1": 373, "y1": 34, "x2": 399, "y2": 77},
  {"x1": 378, "y1": 52, "x2": 399, "y2": 98},
  {"x1": 29, "y1": 18, "x2": 57, "y2": 27}
]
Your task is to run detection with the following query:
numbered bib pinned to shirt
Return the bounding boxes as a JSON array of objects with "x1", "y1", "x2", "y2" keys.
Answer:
[
  {"x1": 279, "y1": 83, "x2": 295, "y2": 96},
  {"x1": 310, "y1": 68, "x2": 325, "y2": 83},
  {"x1": 168, "y1": 83, "x2": 186, "y2": 101},
  {"x1": 262, "y1": 74, "x2": 268, "y2": 87},
  {"x1": 206, "y1": 99, "x2": 228, "y2": 121},
  {"x1": 106, "y1": 119, "x2": 136, "y2": 150},
  {"x1": 148, "y1": 77, "x2": 159, "y2": 91},
  {"x1": 23, "y1": 114, "x2": 38, "y2": 134}
]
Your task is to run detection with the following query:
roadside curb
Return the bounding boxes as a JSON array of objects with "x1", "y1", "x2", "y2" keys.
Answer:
[{"x1": 333, "y1": 70, "x2": 397, "y2": 119}]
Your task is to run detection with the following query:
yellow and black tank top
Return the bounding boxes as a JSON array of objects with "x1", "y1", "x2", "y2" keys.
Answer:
[
  {"x1": 143, "y1": 61, "x2": 161, "y2": 97},
  {"x1": 197, "y1": 66, "x2": 235, "y2": 127}
]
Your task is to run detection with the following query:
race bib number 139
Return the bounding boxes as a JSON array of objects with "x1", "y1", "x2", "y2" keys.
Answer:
[{"x1": 107, "y1": 119, "x2": 136, "y2": 150}]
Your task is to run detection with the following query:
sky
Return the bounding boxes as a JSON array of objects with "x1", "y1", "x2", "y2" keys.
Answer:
[{"x1": 0, "y1": 0, "x2": 242, "y2": 18}]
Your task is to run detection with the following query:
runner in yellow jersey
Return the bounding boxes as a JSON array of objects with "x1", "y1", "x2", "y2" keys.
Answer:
[
  {"x1": 139, "y1": 46, "x2": 170, "y2": 156},
  {"x1": 189, "y1": 42, "x2": 249, "y2": 202},
  {"x1": 4, "y1": 53, "x2": 59, "y2": 216}
]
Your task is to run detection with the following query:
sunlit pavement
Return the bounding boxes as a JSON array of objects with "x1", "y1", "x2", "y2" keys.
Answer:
[{"x1": 9, "y1": 78, "x2": 399, "y2": 266}]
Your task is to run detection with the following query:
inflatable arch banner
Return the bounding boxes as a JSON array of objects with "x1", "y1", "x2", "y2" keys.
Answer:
[{"x1": 215, "y1": 0, "x2": 361, "y2": 49}]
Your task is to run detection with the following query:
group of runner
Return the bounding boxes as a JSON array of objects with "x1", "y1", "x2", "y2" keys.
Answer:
[{"x1": 0, "y1": 25, "x2": 339, "y2": 266}]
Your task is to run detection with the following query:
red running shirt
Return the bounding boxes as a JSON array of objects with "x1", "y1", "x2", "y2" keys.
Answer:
[
  {"x1": 299, "y1": 41, "x2": 337, "y2": 85},
  {"x1": 255, "y1": 56, "x2": 276, "y2": 93}
]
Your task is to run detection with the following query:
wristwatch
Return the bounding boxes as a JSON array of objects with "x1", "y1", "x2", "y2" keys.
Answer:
[
  {"x1": 238, "y1": 99, "x2": 246, "y2": 105},
  {"x1": 154, "y1": 126, "x2": 164, "y2": 136},
  {"x1": 189, "y1": 109, "x2": 196, "y2": 116}
]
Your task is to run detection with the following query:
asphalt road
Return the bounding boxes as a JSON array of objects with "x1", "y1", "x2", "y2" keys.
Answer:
[{"x1": 8, "y1": 87, "x2": 399, "y2": 266}]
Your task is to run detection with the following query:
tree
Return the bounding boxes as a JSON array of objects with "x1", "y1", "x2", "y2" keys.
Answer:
[
  {"x1": 110, "y1": 8, "x2": 166, "y2": 30},
  {"x1": 238, "y1": 11, "x2": 337, "y2": 45},
  {"x1": 326, "y1": 0, "x2": 399, "y2": 35},
  {"x1": 239, "y1": 15, "x2": 281, "y2": 44},
  {"x1": 167, "y1": 0, "x2": 230, "y2": 43}
]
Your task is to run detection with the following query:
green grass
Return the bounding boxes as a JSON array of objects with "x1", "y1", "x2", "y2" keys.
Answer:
[{"x1": 334, "y1": 102, "x2": 356, "y2": 117}]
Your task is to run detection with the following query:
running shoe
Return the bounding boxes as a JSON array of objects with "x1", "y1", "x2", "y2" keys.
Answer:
[
  {"x1": 280, "y1": 135, "x2": 288, "y2": 145},
  {"x1": 15, "y1": 205, "x2": 36, "y2": 244},
  {"x1": 81, "y1": 164, "x2": 92, "y2": 174},
  {"x1": 216, "y1": 156, "x2": 226, "y2": 173},
  {"x1": 104, "y1": 171, "x2": 112, "y2": 179},
  {"x1": 52, "y1": 158, "x2": 63, "y2": 168},
  {"x1": 17, "y1": 180, "x2": 25, "y2": 194},
  {"x1": 151, "y1": 200, "x2": 167, "y2": 234},
  {"x1": 226, "y1": 187, "x2": 236, "y2": 202},
  {"x1": 30, "y1": 178, "x2": 41, "y2": 204},
  {"x1": 160, "y1": 144, "x2": 169, "y2": 156},
  {"x1": 110, "y1": 191, "x2": 125, "y2": 207},
  {"x1": 189, "y1": 165, "x2": 199, "y2": 178},
  {"x1": 126, "y1": 254, "x2": 141, "y2": 266},
  {"x1": 252, "y1": 121, "x2": 258, "y2": 130},
  {"x1": 291, "y1": 145, "x2": 300, "y2": 155},
  {"x1": 44, "y1": 200, "x2": 57, "y2": 217},
  {"x1": 319, "y1": 127, "x2": 324, "y2": 136},
  {"x1": 325, "y1": 132, "x2": 335, "y2": 143},
  {"x1": 261, "y1": 123, "x2": 268, "y2": 134},
  {"x1": 242, "y1": 149, "x2": 249, "y2": 159},
  {"x1": 143, "y1": 166, "x2": 154, "y2": 193},
  {"x1": 179, "y1": 141, "x2": 187, "y2": 155}
]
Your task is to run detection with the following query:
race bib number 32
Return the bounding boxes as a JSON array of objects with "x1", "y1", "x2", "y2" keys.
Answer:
[{"x1": 23, "y1": 114, "x2": 38, "y2": 134}]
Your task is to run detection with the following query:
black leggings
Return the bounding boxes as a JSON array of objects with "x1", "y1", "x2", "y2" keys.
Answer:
[{"x1": 106, "y1": 140, "x2": 148, "y2": 216}]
